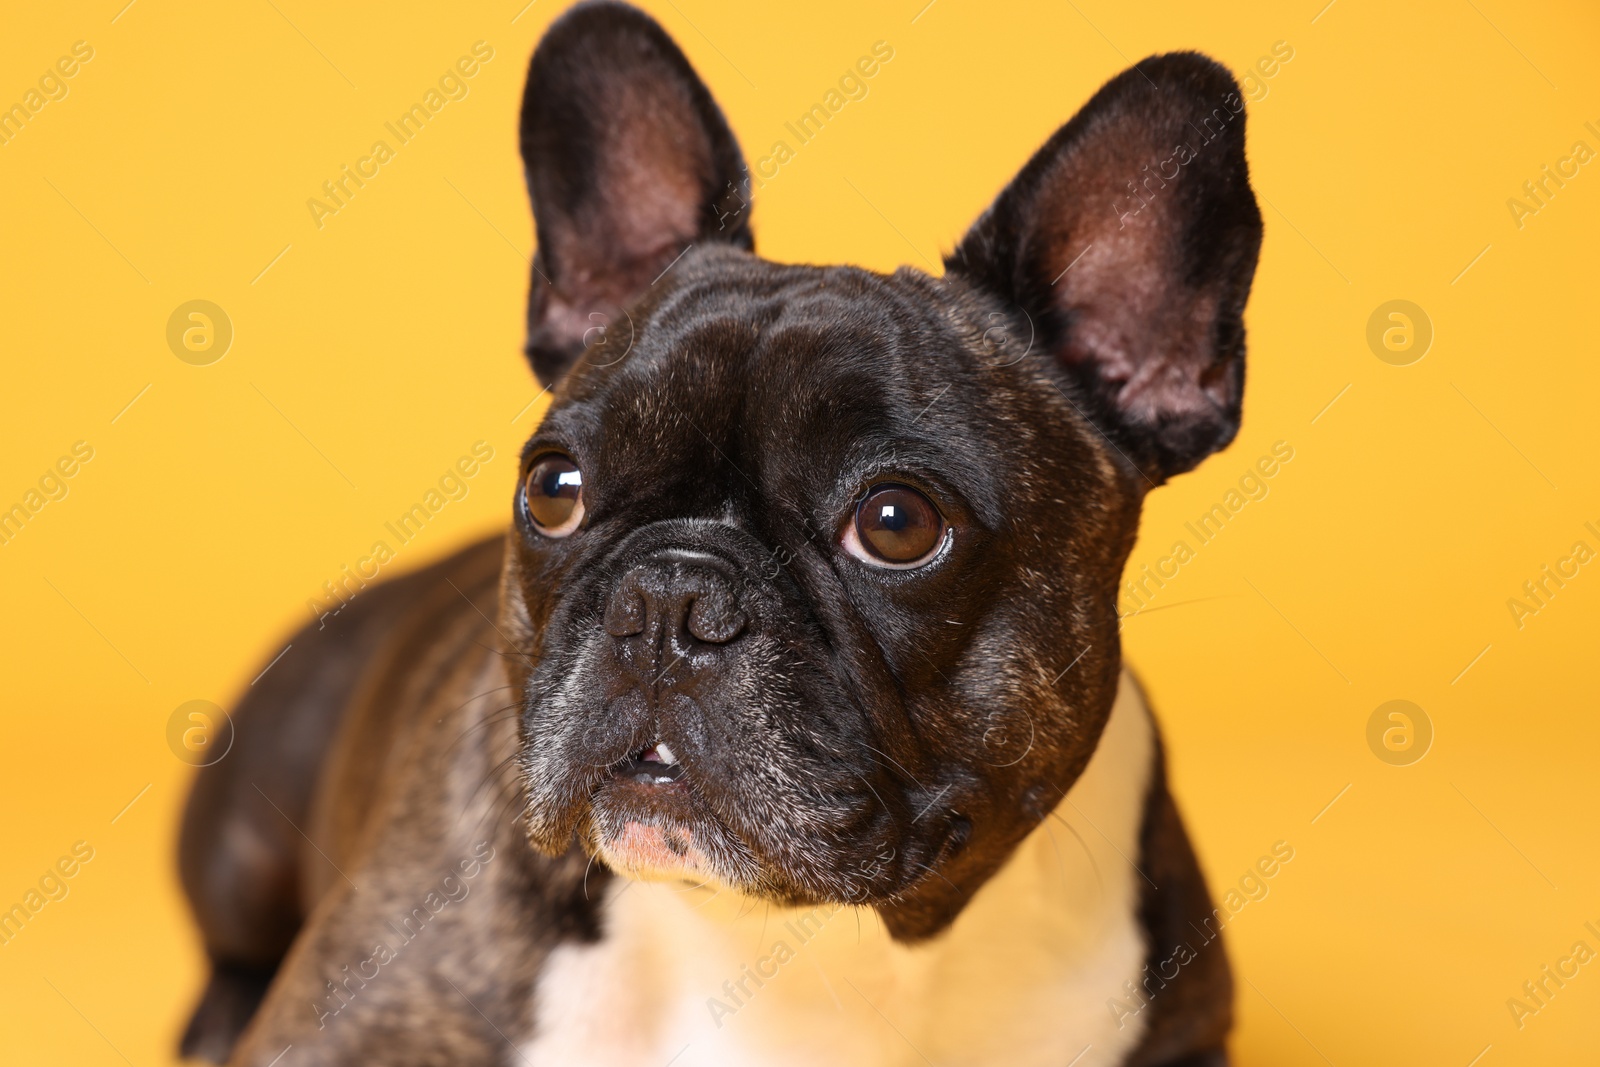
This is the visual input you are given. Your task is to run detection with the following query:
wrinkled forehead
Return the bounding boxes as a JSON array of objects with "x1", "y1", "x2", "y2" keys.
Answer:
[
  {"x1": 582, "y1": 253, "x2": 947, "y2": 406},
  {"x1": 541, "y1": 251, "x2": 1007, "y2": 508}
]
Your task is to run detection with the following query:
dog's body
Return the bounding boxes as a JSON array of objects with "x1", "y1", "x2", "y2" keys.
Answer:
[{"x1": 180, "y1": 4, "x2": 1262, "y2": 1064}]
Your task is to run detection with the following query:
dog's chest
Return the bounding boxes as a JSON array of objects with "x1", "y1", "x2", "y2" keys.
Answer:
[{"x1": 519, "y1": 673, "x2": 1154, "y2": 1067}]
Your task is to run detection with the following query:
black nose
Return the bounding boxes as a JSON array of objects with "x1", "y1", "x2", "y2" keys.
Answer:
[{"x1": 604, "y1": 554, "x2": 747, "y2": 665}]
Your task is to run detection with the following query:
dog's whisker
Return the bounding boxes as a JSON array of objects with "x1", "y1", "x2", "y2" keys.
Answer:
[
  {"x1": 856, "y1": 743, "x2": 926, "y2": 789},
  {"x1": 441, "y1": 702, "x2": 526, "y2": 757},
  {"x1": 581, "y1": 852, "x2": 598, "y2": 902}
]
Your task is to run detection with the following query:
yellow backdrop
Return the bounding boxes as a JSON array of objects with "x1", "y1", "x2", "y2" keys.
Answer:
[{"x1": 2, "y1": 1, "x2": 1596, "y2": 1063}]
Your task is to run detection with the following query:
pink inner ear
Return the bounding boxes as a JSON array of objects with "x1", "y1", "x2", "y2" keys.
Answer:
[
  {"x1": 1035, "y1": 101, "x2": 1243, "y2": 430},
  {"x1": 518, "y1": 1, "x2": 754, "y2": 385},
  {"x1": 945, "y1": 53, "x2": 1261, "y2": 477},
  {"x1": 604, "y1": 81, "x2": 710, "y2": 256},
  {"x1": 1061, "y1": 236, "x2": 1229, "y2": 425},
  {"x1": 541, "y1": 78, "x2": 715, "y2": 346}
]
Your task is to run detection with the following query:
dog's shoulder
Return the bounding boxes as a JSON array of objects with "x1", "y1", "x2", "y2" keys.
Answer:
[
  {"x1": 177, "y1": 533, "x2": 512, "y2": 1061},
  {"x1": 307, "y1": 533, "x2": 509, "y2": 874},
  {"x1": 180, "y1": 533, "x2": 505, "y2": 922}
]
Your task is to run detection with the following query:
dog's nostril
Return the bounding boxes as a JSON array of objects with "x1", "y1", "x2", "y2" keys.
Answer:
[
  {"x1": 686, "y1": 593, "x2": 744, "y2": 644},
  {"x1": 605, "y1": 558, "x2": 747, "y2": 651},
  {"x1": 603, "y1": 588, "x2": 646, "y2": 637}
]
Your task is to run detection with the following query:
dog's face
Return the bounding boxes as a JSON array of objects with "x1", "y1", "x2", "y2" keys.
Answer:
[{"x1": 503, "y1": 1, "x2": 1260, "y2": 939}]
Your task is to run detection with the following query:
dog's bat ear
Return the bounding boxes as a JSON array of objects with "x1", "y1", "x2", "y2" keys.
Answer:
[
  {"x1": 519, "y1": 0, "x2": 752, "y2": 386},
  {"x1": 947, "y1": 53, "x2": 1263, "y2": 484}
]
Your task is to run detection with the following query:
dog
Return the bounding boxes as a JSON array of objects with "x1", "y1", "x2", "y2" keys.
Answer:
[{"x1": 178, "y1": 3, "x2": 1262, "y2": 1063}]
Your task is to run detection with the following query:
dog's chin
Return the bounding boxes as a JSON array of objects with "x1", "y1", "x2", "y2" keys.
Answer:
[
  {"x1": 582, "y1": 777, "x2": 751, "y2": 889},
  {"x1": 588, "y1": 819, "x2": 726, "y2": 887},
  {"x1": 524, "y1": 741, "x2": 926, "y2": 906},
  {"x1": 573, "y1": 782, "x2": 907, "y2": 907}
]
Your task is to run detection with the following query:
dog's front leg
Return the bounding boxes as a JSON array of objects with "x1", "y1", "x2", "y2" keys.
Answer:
[{"x1": 226, "y1": 689, "x2": 600, "y2": 1065}]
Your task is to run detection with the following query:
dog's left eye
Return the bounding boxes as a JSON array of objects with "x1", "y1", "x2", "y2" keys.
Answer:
[
  {"x1": 523, "y1": 452, "x2": 585, "y2": 537},
  {"x1": 843, "y1": 484, "x2": 947, "y2": 568}
]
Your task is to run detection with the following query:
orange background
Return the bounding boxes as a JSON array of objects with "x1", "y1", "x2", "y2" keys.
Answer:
[{"x1": 2, "y1": 1, "x2": 1597, "y2": 1063}]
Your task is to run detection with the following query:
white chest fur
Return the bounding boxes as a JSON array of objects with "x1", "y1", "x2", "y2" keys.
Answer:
[{"x1": 519, "y1": 671, "x2": 1155, "y2": 1067}]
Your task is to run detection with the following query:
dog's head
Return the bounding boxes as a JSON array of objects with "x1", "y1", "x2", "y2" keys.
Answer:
[{"x1": 504, "y1": 1, "x2": 1260, "y2": 939}]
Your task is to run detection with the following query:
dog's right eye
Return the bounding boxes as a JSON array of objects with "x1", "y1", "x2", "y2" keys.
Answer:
[{"x1": 523, "y1": 453, "x2": 585, "y2": 537}]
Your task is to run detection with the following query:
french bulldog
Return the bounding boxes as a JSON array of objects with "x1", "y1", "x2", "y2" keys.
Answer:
[{"x1": 178, "y1": 2, "x2": 1263, "y2": 1064}]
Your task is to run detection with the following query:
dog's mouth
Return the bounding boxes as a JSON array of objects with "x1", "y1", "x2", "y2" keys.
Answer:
[
  {"x1": 610, "y1": 740, "x2": 687, "y2": 786},
  {"x1": 589, "y1": 739, "x2": 734, "y2": 882}
]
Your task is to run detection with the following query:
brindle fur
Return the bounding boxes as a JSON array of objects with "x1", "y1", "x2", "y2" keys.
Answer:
[{"x1": 179, "y1": 3, "x2": 1261, "y2": 1062}]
